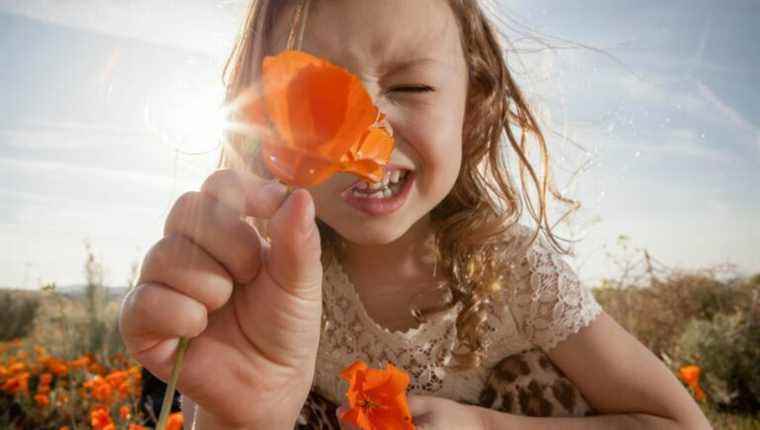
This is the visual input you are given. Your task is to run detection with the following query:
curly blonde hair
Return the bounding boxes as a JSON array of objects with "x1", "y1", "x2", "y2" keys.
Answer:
[{"x1": 219, "y1": 0, "x2": 580, "y2": 371}]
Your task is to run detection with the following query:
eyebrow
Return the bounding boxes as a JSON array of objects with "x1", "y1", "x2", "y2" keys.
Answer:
[{"x1": 378, "y1": 57, "x2": 451, "y2": 75}]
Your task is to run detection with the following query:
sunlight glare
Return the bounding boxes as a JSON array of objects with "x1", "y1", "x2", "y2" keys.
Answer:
[{"x1": 145, "y1": 82, "x2": 229, "y2": 155}]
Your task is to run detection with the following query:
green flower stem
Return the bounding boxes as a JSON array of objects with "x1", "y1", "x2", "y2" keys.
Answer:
[{"x1": 156, "y1": 337, "x2": 190, "y2": 430}]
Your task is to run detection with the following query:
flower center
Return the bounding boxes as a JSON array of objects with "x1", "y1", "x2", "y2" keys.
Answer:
[{"x1": 358, "y1": 396, "x2": 383, "y2": 411}]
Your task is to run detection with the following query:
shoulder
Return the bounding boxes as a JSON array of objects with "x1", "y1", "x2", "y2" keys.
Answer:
[{"x1": 494, "y1": 223, "x2": 604, "y2": 353}]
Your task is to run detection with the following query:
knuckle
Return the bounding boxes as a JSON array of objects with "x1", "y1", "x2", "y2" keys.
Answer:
[
  {"x1": 130, "y1": 283, "x2": 163, "y2": 318},
  {"x1": 165, "y1": 191, "x2": 202, "y2": 235},
  {"x1": 118, "y1": 289, "x2": 136, "y2": 336},
  {"x1": 228, "y1": 247, "x2": 260, "y2": 285},
  {"x1": 141, "y1": 235, "x2": 186, "y2": 279},
  {"x1": 201, "y1": 169, "x2": 243, "y2": 199}
]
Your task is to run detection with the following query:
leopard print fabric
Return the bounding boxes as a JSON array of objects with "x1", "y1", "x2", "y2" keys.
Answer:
[
  {"x1": 474, "y1": 348, "x2": 594, "y2": 417},
  {"x1": 294, "y1": 348, "x2": 594, "y2": 429}
]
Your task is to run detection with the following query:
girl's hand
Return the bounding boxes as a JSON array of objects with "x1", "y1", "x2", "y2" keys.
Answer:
[
  {"x1": 119, "y1": 169, "x2": 324, "y2": 429},
  {"x1": 336, "y1": 395, "x2": 492, "y2": 430}
]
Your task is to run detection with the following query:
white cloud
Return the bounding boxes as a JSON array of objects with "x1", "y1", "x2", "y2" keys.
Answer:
[
  {"x1": 697, "y1": 81, "x2": 760, "y2": 144},
  {"x1": 0, "y1": 0, "x2": 246, "y2": 58}
]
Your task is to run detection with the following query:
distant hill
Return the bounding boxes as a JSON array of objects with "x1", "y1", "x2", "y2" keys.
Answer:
[
  {"x1": 56, "y1": 285, "x2": 130, "y2": 300},
  {"x1": 0, "y1": 285, "x2": 130, "y2": 300}
]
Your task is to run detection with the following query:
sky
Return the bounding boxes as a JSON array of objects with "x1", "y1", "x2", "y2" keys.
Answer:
[{"x1": 1, "y1": 0, "x2": 758, "y2": 289}]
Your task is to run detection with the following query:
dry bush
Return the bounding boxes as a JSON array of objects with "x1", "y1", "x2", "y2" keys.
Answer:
[
  {"x1": 592, "y1": 236, "x2": 760, "y2": 417},
  {"x1": 594, "y1": 269, "x2": 745, "y2": 358},
  {"x1": 675, "y1": 278, "x2": 760, "y2": 413},
  {"x1": 0, "y1": 290, "x2": 40, "y2": 341}
]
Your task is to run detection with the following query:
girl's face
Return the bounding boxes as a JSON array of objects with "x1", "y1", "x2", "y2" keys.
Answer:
[{"x1": 270, "y1": 0, "x2": 468, "y2": 245}]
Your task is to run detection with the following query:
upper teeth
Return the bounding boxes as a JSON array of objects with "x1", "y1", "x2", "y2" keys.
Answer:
[{"x1": 357, "y1": 170, "x2": 406, "y2": 192}]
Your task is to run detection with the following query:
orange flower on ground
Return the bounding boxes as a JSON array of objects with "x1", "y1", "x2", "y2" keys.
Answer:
[
  {"x1": 241, "y1": 50, "x2": 394, "y2": 187},
  {"x1": 90, "y1": 405, "x2": 113, "y2": 430},
  {"x1": 39, "y1": 372, "x2": 53, "y2": 386},
  {"x1": 119, "y1": 405, "x2": 131, "y2": 420},
  {"x1": 339, "y1": 360, "x2": 415, "y2": 430},
  {"x1": 42, "y1": 356, "x2": 69, "y2": 376},
  {"x1": 69, "y1": 355, "x2": 91, "y2": 369},
  {"x1": 3, "y1": 372, "x2": 30, "y2": 395},
  {"x1": 8, "y1": 362, "x2": 25, "y2": 374},
  {"x1": 128, "y1": 425, "x2": 148, "y2": 430},
  {"x1": 89, "y1": 362, "x2": 106, "y2": 375},
  {"x1": 34, "y1": 393, "x2": 50, "y2": 407},
  {"x1": 106, "y1": 370, "x2": 129, "y2": 388},
  {"x1": 166, "y1": 412, "x2": 184, "y2": 430},
  {"x1": 678, "y1": 365, "x2": 706, "y2": 402},
  {"x1": 86, "y1": 376, "x2": 115, "y2": 403}
]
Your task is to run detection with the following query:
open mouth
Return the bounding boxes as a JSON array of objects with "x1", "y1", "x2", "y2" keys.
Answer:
[
  {"x1": 348, "y1": 167, "x2": 411, "y2": 199},
  {"x1": 340, "y1": 165, "x2": 415, "y2": 216}
]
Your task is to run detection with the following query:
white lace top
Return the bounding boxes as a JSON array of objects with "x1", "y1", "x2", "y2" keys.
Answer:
[{"x1": 313, "y1": 225, "x2": 604, "y2": 405}]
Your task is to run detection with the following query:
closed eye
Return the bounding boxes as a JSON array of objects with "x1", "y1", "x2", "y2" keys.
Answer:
[{"x1": 389, "y1": 85, "x2": 435, "y2": 93}]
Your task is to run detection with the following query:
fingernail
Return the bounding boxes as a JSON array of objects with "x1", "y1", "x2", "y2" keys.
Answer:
[
  {"x1": 299, "y1": 190, "x2": 315, "y2": 234},
  {"x1": 263, "y1": 180, "x2": 288, "y2": 200}
]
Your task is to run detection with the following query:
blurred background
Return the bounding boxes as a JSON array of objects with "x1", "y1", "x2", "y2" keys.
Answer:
[{"x1": 0, "y1": 0, "x2": 758, "y2": 428}]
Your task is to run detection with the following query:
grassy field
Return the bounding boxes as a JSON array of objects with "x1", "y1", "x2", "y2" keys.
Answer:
[{"x1": 1, "y1": 242, "x2": 758, "y2": 429}]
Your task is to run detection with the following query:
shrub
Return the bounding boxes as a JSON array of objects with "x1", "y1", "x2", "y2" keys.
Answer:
[
  {"x1": 0, "y1": 292, "x2": 40, "y2": 341},
  {"x1": 676, "y1": 283, "x2": 760, "y2": 413}
]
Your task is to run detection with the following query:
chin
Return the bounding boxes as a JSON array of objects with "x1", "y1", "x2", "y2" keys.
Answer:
[{"x1": 325, "y1": 218, "x2": 413, "y2": 246}]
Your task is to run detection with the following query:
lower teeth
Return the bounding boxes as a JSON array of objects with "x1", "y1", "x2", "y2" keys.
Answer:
[{"x1": 354, "y1": 176, "x2": 405, "y2": 198}]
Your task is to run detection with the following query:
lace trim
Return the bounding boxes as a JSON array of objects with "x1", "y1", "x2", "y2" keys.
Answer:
[
  {"x1": 506, "y1": 231, "x2": 604, "y2": 352},
  {"x1": 314, "y1": 224, "x2": 604, "y2": 404},
  {"x1": 317, "y1": 258, "x2": 461, "y2": 396},
  {"x1": 331, "y1": 258, "x2": 461, "y2": 339}
]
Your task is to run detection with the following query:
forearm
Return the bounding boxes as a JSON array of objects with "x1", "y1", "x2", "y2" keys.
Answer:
[
  {"x1": 195, "y1": 409, "x2": 295, "y2": 430},
  {"x1": 182, "y1": 396, "x2": 297, "y2": 430},
  {"x1": 480, "y1": 409, "x2": 709, "y2": 430}
]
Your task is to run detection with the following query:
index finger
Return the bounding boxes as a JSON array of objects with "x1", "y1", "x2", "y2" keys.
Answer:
[{"x1": 201, "y1": 168, "x2": 289, "y2": 218}]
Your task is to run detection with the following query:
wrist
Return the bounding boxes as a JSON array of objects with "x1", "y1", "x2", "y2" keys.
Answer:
[{"x1": 195, "y1": 407, "x2": 297, "y2": 430}]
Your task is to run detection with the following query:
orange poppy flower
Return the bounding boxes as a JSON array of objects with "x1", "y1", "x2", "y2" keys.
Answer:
[
  {"x1": 678, "y1": 365, "x2": 706, "y2": 402},
  {"x1": 678, "y1": 365, "x2": 701, "y2": 386},
  {"x1": 69, "y1": 355, "x2": 91, "y2": 368},
  {"x1": 339, "y1": 360, "x2": 415, "y2": 430},
  {"x1": 241, "y1": 50, "x2": 394, "y2": 187},
  {"x1": 34, "y1": 393, "x2": 50, "y2": 407},
  {"x1": 90, "y1": 406, "x2": 113, "y2": 430},
  {"x1": 119, "y1": 405, "x2": 132, "y2": 420},
  {"x1": 166, "y1": 412, "x2": 184, "y2": 430},
  {"x1": 106, "y1": 370, "x2": 129, "y2": 387},
  {"x1": 39, "y1": 372, "x2": 53, "y2": 386},
  {"x1": 3, "y1": 372, "x2": 30, "y2": 395}
]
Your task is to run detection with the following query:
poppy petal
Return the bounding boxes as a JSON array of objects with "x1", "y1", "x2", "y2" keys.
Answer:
[
  {"x1": 368, "y1": 405, "x2": 415, "y2": 430},
  {"x1": 261, "y1": 51, "x2": 378, "y2": 161},
  {"x1": 261, "y1": 141, "x2": 338, "y2": 187},
  {"x1": 365, "y1": 363, "x2": 409, "y2": 397}
]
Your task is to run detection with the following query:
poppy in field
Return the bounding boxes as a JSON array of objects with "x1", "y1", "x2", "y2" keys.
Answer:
[{"x1": 678, "y1": 364, "x2": 706, "y2": 401}]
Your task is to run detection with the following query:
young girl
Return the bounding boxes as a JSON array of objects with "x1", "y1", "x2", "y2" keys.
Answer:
[{"x1": 119, "y1": 0, "x2": 713, "y2": 429}]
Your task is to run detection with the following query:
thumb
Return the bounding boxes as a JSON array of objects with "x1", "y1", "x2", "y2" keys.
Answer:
[
  {"x1": 407, "y1": 395, "x2": 433, "y2": 419},
  {"x1": 267, "y1": 188, "x2": 323, "y2": 299}
]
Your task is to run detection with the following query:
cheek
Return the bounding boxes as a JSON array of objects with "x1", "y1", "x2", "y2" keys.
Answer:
[{"x1": 395, "y1": 105, "x2": 464, "y2": 194}]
